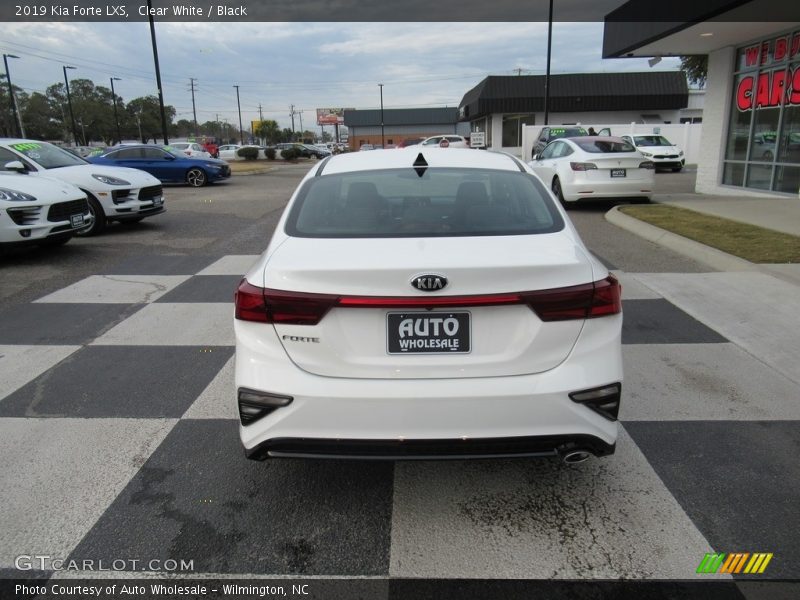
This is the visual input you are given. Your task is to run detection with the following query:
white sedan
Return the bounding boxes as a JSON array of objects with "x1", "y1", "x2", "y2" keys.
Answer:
[
  {"x1": 528, "y1": 136, "x2": 654, "y2": 206},
  {"x1": 621, "y1": 134, "x2": 685, "y2": 172},
  {"x1": 0, "y1": 171, "x2": 92, "y2": 248},
  {"x1": 415, "y1": 135, "x2": 469, "y2": 148},
  {"x1": 169, "y1": 142, "x2": 212, "y2": 159},
  {"x1": 234, "y1": 147, "x2": 623, "y2": 463},
  {"x1": 0, "y1": 139, "x2": 164, "y2": 236}
]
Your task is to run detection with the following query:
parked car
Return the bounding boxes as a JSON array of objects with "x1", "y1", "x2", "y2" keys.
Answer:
[
  {"x1": 528, "y1": 136, "x2": 654, "y2": 207},
  {"x1": 234, "y1": 147, "x2": 623, "y2": 462},
  {"x1": 359, "y1": 144, "x2": 375, "y2": 151},
  {"x1": 0, "y1": 138, "x2": 164, "y2": 235},
  {"x1": 218, "y1": 144, "x2": 266, "y2": 161},
  {"x1": 397, "y1": 138, "x2": 424, "y2": 148},
  {"x1": 531, "y1": 127, "x2": 588, "y2": 159},
  {"x1": 416, "y1": 135, "x2": 469, "y2": 148},
  {"x1": 201, "y1": 140, "x2": 220, "y2": 158},
  {"x1": 88, "y1": 144, "x2": 231, "y2": 188},
  {"x1": 621, "y1": 134, "x2": 685, "y2": 172},
  {"x1": 0, "y1": 171, "x2": 92, "y2": 249},
  {"x1": 300, "y1": 144, "x2": 331, "y2": 159},
  {"x1": 169, "y1": 142, "x2": 212, "y2": 159}
]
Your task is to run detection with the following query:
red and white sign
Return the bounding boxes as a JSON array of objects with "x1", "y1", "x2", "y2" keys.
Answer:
[{"x1": 736, "y1": 32, "x2": 800, "y2": 111}]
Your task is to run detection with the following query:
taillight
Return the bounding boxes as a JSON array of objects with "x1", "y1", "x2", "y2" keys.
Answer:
[
  {"x1": 235, "y1": 276, "x2": 621, "y2": 325},
  {"x1": 235, "y1": 280, "x2": 268, "y2": 322},
  {"x1": 570, "y1": 162, "x2": 597, "y2": 171},
  {"x1": 639, "y1": 161, "x2": 655, "y2": 169}
]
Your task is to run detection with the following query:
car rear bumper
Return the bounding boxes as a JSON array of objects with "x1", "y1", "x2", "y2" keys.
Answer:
[
  {"x1": 561, "y1": 177, "x2": 654, "y2": 202},
  {"x1": 246, "y1": 434, "x2": 616, "y2": 461},
  {"x1": 235, "y1": 314, "x2": 623, "y2": 460}
]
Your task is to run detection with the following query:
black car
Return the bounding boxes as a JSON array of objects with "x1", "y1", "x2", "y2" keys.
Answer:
[{"x1": 532, "y1": 126, "x2": 588, "y2": 158}]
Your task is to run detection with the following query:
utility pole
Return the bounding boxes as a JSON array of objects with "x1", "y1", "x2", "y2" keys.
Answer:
[
  {"x1": 233, "y1": 84, "x2": 243, "y2": 144},
  {"x1": 110, "y1": 77, "x2": 122, "y2": 144},
  {"x1": 379, "y1": 83, "x2": 385, "y2": 148},
  {"x1": 290, "y1": 104, "x2": 296, "y2": 138},
  {"x1": 544, "y1": 0, "x2": 554, "y2": 126},
  {"x1": 189, "y1": 78, "x2": 198, "y2": 139},
  {"x1": 298, "y1": 110, "x2": 304, "y2": 141},
  {"x1": 62, "y1": 65, "x2": 78, "y2": 145},
  {"x1": 3, "y1": 54, "x2": 22, "y2": 138},
  {"x1": 146, "y1": 0, "x2": 169, "y2": 144}
]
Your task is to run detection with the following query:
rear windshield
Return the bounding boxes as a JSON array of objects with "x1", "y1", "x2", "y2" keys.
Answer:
[
  {"x1": 285, "y1": 168, "x2": 564, "y2": 238},
  {"x1": 573, "y1": 139, "x2": 636, "y2": 153},
  {"x1": 633, "y1": 136, "x2": 673, "y2": 147}
]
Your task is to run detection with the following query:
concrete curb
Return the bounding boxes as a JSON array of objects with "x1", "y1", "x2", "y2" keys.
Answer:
[{"x1": 605, "y1": 205, "x2": 758, "y2": 272}]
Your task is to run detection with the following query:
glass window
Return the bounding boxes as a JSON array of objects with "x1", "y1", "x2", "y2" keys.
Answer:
[
  {"x1": 501, "y1": 114, "x2": 535, "y2": 147},
  {"x1": 539, "y1": 143, "x2": 558, "y2": 159},
  {"x1": 722, "y1": 163, "x2": 745, "y2": 187},
  {"x1": 115, "y1": 148, "x2": 144, "y2": 159},
  {"x1": 633, "y1": 136, "x2": 674, "y2": 146},
  {"x1": 286, "y1": 168, "x2": 564, "y2": 238},
  {"x1": 777, "y1": 105, "x2": 800, "y2": 164},
  {"x1": 745, "y1": 164, "x2": 773, "y2": 190},
  {"x1": 726, "y1": 73, "x2": 754, "y2": 160},
  {"x1": 775, "y1": 165, "x2": 800, "y2": 193},
  {"x1": 574, "y1": 139, "x2": 635, "y2": 153},
  {"x1": 7, "y1": 141, "x2": 87, "y2": 169},
  {"x1": 143, "y1": 148, "x2": 169, "y2": 159},
  {"x1": 0, "y1": 147, "x2": 27, "y2": 170}
]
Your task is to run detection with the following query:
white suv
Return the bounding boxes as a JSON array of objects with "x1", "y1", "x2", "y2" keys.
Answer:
[
  {"x1": 0, "y1": 171, "x2": 91, "y2": 248},
  {"x1": 417, "y1": 135, "x2": 469, "y2": 148},
  {"x1": 0, "y1": 139, "x2": 165, "y2": 235}
]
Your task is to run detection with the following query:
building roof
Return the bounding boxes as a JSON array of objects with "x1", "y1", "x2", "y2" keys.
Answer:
[
  {"x1": 458, "y1": 72, "x2": 689, "y2": 120},
  {"x1": 344, "y1": 107, "x2": 460, "y2": 128}
]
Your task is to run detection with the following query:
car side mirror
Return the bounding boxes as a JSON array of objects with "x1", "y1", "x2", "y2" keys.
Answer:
[
  {"x1": 4, "y1": 160, "x2": 27, "y2": 173},
  {"x1": 531, "y1": 154, "x2": 539, "y2": 161}
]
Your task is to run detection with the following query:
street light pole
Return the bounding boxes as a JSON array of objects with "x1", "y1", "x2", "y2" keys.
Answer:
[
  {"x1": 379, "y1": 83, "x2": 385, "y2": 147},
  {"x1": 234, "y1": 84, "x2": 243, "y2": 143},
  {"x1": 110, "y1": 77, "x2": 122, "y2": 144},
  {"x1": 63, "y1": 65, "x2": 78, "y2": 145},
  {"x1": 3, "y1": 54, "x2": 22, "y2": 138}
]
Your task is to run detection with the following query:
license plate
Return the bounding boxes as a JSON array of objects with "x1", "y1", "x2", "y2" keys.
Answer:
[
  {"x1": 611, "y1": 169, "x2": 626, "y2": 178},
  {"x1": 152, "y1": 196, "x2": 164, "y2": 206},
  {"x1": 387, "y1": 311, "x2": 470, "y2": 354},
  {"x1": 70, "y1": 214, "x2": 84, "y2": 227}
]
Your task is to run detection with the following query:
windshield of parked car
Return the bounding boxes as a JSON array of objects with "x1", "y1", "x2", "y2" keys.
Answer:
[
  {"x1": 633, "y1": 136, "x2": 674, "y2": 147},
  {"x1": 574, "y1": 139, "x2": 636, "y2": 153},
  {"x1": 7, "y1": 141, "x2": 88, "y2": 169},
  {"x1": 549, "y1": 128, "x2": 587, "y2": 140},
  {"x1": 286, "y1": 168, "x2": 564, "y2": 238}
]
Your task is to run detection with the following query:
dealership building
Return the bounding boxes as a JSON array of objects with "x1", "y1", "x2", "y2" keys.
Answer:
[
  {"x1": 343, "y1": 108, "x2": 470, "y2": 150},
  {"x1": 604, "y1": 1, "x2": 800, "y2": 196}
]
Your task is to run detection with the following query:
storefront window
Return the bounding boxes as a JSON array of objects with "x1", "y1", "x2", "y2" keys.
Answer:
[
  {"x1": 723, "y1": 29, "x2": 800, "y2": 194},
  {"x1": 501, "y1": 114, "x2": 535, "y2": 147}
]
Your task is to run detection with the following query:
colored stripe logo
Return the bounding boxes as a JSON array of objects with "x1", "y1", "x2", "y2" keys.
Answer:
[{"x1": 697, "y1": 553, "x2": 773, "y2": 574}]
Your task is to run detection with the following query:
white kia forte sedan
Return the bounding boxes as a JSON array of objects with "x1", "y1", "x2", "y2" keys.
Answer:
[
  {"x1": 235, "y1": 148, "x2": 623, "y2": 463},
  {"x1": 528, "y1": 136, "x2": 654, "y2": 207}
]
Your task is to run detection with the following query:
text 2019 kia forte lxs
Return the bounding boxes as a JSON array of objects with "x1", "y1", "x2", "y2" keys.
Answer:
[{"x1": 234, "y1": 148, "x2": 623, "y2": 463}]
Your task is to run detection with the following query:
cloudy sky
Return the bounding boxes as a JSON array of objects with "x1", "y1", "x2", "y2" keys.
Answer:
[{"x1": 0, "y1": 21, "x2": 680, "y2": 132}]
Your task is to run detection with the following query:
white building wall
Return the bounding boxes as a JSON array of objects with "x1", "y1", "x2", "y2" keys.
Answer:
[{"x1": 695, "y1": 47, "x2": 735, "y2": 194}]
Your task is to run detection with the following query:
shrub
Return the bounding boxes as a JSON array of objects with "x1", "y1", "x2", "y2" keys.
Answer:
[
  {"x1": 264, "y1": 147, "x2": 276, "y2": 160},
  {"x1": 237, "y1": 146, "x2": 259, "y2": 161},
  {"x1": 281, "y1": 147, "x2": 299, "y2": 161}
]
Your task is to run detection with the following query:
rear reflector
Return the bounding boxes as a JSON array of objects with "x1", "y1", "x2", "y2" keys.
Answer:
[
  {"x1": 570, "y1": 162, "x2": 597, "y2": 171},
  {"x1": 235, "y1": 275, "x2": 622, "y2": 325},
  {"x1": 570, "y1": 383, "x2": 622, "y2": 421}
]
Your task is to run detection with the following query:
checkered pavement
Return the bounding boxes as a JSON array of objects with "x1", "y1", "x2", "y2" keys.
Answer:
[{"x1": 1, "y1": 255, "x2": 798, "y2": 581}]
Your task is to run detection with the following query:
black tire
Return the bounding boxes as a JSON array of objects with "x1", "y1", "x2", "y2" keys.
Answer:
[
  {"x1": 632, "y1": 197, "x2": 651, "y2": 204},
  {"x1": 186, "y1": 168, "x2": 207, "y2": 187},
  {"x1": 38, "y1": 234, "x2": 72, "y2": 248},
  {"x1": 552, "y1": 177, "x2": 571, "y2": 209},
  {"x1": 75, "y1": 194, "x2": 106, "y2": 236}
]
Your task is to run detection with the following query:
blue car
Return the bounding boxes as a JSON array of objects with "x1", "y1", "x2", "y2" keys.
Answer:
[{"x1": 88, "y1": 145, "x2": 231, "y2": 187}]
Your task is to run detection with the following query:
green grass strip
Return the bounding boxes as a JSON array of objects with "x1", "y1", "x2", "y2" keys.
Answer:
[{"x1": 619, "y1": 204, "x2": 800, "y2": 263}]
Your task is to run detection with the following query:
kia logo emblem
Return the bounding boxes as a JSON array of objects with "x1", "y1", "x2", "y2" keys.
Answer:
[{"x1": 411, "y1": 274, "x2": 448, "y2": 291}]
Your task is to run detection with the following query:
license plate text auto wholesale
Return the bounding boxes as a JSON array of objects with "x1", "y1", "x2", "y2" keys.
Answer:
[
  {"x1": 611, "y1": 169, "x2": 626, "y2": 177},
  {"x1": 387, "y1": 311, "x2": 471, "y2": 354},
  {"x1": 70, "y1": 214, "x2": 84, "y2": 227}
]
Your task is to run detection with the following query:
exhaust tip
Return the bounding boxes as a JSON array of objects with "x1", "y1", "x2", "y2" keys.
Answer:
[{"x1": 561, "y1": 450, "x2": 593, "y2": 464}]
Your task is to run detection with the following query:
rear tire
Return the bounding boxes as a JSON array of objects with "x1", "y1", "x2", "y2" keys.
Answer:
[
  {"x1": 75, "y1": 195, "x2": 106, "y2": 236},
  {"x1": 552, "y1": 177, "x2": 571, "y2": 209}
]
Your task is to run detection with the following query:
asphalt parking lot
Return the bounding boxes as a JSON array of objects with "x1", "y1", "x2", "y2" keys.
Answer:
[{"x1": 1, "y1": 163, "x2": 797, "y2": 596}]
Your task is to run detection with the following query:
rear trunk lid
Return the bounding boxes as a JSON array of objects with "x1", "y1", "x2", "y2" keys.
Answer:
[{"x1": 262, "y1": 234, "x2": 594, "y2": 379}]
